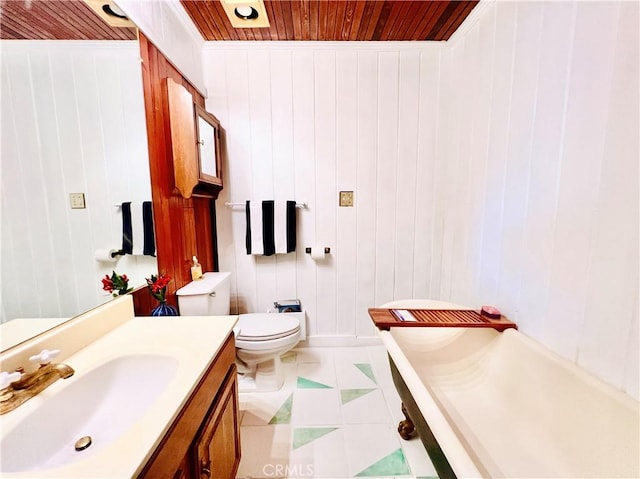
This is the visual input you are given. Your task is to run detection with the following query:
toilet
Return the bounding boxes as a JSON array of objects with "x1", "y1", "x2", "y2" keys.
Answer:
[{"x1": 176, "y1": 272, "x2": 302, "y2": 392}]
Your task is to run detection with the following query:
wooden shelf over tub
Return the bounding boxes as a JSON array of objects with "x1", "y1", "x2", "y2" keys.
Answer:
[{"x1": 368, "y1": 308, "x2": 517, "y2": 332}]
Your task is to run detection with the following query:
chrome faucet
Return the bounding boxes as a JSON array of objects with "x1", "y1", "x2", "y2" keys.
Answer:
[{"x1": 0, "y1": 349, "x2": 74, "y2": 415}]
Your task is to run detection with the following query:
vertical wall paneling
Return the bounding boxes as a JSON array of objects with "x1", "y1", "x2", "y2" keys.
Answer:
[
  {"x1": 314, "y1": 50, "x2": 337, "y2": 335},
  {"x1": 335, "y1": 50, "x2": 358, "y2": 336},
  {"x1": 476, "y1": 1, "x2": 517, "y2": 303},
  {"x1": 495, "y1": 2, "x2": 543, "y2": 316},
  {"x1": 354, "y1": 50, "x2": 379, "y2": 337},
  {"x1": 393, "y1": 51, "x2": 420, "y2": 301},
  {"x1": 270, "y1": 50, "x2": 297, "y2": 304},
  {"x1": 248, "y1": 50, "x2": 278, "y2": 311},
  {"x1": 439, "y1": 0, "x2": 638, "y2": 399},
  {"x1": 374, "y1": 51, "x2": 400, "y2": 307},
  {"x1": 544, "y1": 2, "x2": 620, "y2": 359},
  {"x1": 577, "y1": 1, "x2": 638, "y2": 393},
  {"x1": 412, "y1": 48, "x2": 441, "y2": 300},
  {"x1": 517, "y1": 1, "x2": 575, "y2": 337},
  {"x1": 292, "y1": 50, "x2": 317, "y2": 333},
  {"x1": 222, "y1": 50, "x2": 256, "y2": 313},
  {"x1": 1, "y1": 41, "x2": 154, "y2": 323},
  {"x1": 465, "y1": 10, "x2": 495, "y2": 308}
]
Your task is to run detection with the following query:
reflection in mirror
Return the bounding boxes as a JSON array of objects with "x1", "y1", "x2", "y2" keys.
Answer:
[
  {"x1": 198, "y1": 115, "x2": 217, "y2": 178},
  {"x1": 195, "y1": 105, "x2": 222, "y2": 186},
  {"x1": 0, "y1": 40, "x2": 156, "y2": 351}
]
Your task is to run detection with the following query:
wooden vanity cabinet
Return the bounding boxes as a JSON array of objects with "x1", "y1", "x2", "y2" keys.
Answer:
[{"x1": 137, "y1": 334, "x2": 240, "y2": 479}]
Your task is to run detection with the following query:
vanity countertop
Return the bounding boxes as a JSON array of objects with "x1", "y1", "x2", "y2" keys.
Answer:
[{"x1": 0, "y1": 314, "x2": 238, "y2": 478}]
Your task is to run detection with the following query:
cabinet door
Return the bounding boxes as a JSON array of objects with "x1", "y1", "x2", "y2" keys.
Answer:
[{"x1": 195, "y1": 367, "x2": 240, "y2": 479}]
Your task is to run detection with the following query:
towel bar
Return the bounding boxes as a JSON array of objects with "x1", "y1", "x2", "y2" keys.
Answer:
[{"x1": 225, "y1": 201, "x2": 307, "y2": 209}]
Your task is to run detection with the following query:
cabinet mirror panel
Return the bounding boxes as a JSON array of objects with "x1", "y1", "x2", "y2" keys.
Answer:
[{"x1": 195, "y1": 105, "x2": 222, "y2": 187}]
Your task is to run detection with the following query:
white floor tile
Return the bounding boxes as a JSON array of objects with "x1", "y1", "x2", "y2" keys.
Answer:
[
  {"x1": 341, "y1": 388, "x2": 393, "y2": 424},
  {"x1": 342, "y1": 424, "x2": 406, "y2": 477},
  {"x1": 290, "y1": 427, "x2": 349, "y2": 478},
  {"x1": 336, "y1": 362, "x2": 379, "y2": 389},
  {"x1": 297, "y1": 360, "x2": 337, "y2": 388},
  {"x1": 237, "y1": 425, "x2": 292, "y2": 478},
  {"x1": 291, "y1": 388, "x2": 342, "y2": 425},
  {"x1": 294, "y1": 347, "x2": 335, "y2": 364},
  {"x1": 240, "y1": 389, "x2": 294, "y2": 426}
]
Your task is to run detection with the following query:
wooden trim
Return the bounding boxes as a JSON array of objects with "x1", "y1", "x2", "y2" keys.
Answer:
[{"x1": 139, "y1": 33, "x2": 217, "y2": 301}]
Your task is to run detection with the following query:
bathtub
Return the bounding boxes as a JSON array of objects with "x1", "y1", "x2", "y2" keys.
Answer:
[{"x1": 379, "y1": 300, "x2": 640, "y2": 479}]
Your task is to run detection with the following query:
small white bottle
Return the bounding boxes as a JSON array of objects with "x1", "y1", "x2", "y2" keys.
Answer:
[{"x1": 191, "y1": 255, "x2": 203, "y2": 281}]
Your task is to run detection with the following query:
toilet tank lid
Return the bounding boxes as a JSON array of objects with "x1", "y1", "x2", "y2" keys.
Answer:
[{"x1": 176, "y1": 272, "x2": 230, "y2": 296}]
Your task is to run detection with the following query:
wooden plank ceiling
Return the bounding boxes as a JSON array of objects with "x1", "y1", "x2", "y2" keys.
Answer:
[
  {"x1": 1, "y1": 0, "x2": 477, "y2": 42},
  {"x1": 181, "y1": 0, "x2": 479, "y2": 41},
  {"x1": 0, "y1": 0, "x2": 137, "y2": 40}
]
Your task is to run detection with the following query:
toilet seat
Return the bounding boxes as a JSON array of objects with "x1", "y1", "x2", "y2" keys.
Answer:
[
  {"x1": 234, "y1": 313, "x2": 300, "y2": 341},
  {"x1": 234, "y1": 313, "x2": 301, "y2": 352}
]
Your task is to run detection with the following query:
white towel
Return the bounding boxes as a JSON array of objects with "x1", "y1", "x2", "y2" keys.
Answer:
[{"x1": 130, "y1": 201, "x2": 145, "y2": 255}]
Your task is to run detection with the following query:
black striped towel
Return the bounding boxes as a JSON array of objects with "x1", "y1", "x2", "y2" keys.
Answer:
[
  {"x1": 245, "y1": 200, "x2": 296, "y2": 256},
  {"x1": 121, "y1": 201, "x2": 156, "y2": 256}
]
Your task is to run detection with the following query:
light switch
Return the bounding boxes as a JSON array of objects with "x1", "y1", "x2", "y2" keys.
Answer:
[
  {"x1": 70, "y1": 193, "x2": 86, "y2": 209},
  {"x1": 339, "y1": 191, "x2": 354, "y2": 207}
]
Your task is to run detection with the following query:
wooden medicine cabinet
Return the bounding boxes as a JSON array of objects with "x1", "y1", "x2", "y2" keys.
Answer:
[{"x1": 166, "y1": 77, "x2": 223, "y2": 198}]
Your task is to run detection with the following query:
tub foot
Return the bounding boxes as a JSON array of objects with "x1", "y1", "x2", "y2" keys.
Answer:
[{"x1": 398, "y1": 403, "x2": 415, "y2": 440}]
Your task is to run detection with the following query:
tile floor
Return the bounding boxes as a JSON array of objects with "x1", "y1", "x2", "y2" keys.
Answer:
[{"x1": 236, "y1": 345, "x2": 438, "y2": 479}]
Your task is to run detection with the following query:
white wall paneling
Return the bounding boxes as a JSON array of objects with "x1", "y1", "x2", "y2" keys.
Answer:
[
  {"x1": 1, "y1": 41, "x2": 154, "y2": 324},
  {"x1": 204, "y1": 0, "x2": 638, "y2": 400},
  {"x1": 204, "y1": 43, "x2": 443, "y2": 342},
  {"x1": 439, "y1": 1, "x2": 638, "y2": 399}
]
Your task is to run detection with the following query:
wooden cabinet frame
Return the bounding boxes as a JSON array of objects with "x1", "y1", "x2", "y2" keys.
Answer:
[{"x1": 166, "y1": 77, "x2": 223, "y2": 199}]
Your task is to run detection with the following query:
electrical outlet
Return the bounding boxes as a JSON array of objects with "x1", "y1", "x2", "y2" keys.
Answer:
[
  {"x1": 339, "y1": 191, "x2": 354, "y2": 207},
  {"x1": 70, "y1": 193, "x2": 86, "y2": 209}
]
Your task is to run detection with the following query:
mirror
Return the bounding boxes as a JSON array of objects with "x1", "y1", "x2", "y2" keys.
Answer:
[
  {"x1": 0, "y1": 39, "x2": 156, "y2": 351},
  {"x1": 195, "y1": 105, "x2": 223, "y2": 187}
]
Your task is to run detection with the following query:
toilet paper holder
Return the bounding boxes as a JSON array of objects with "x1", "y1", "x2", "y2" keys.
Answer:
[{"x1": 305, "y1": 247, "x2": 330, "y2": 254}]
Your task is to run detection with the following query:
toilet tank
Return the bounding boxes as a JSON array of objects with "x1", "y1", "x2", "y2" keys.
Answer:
[{"x1": 176, "y1": 272, "x2": 231, "y2": 316}]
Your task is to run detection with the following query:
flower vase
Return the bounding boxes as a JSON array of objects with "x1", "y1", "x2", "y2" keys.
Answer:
[{"x1": 151, "y1": 300, "x2": 178, "y2": 317}]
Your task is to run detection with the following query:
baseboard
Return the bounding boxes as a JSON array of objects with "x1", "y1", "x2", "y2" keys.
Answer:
[{"x1": 298, "y1": 335, "x2": 382, "y2": 348}]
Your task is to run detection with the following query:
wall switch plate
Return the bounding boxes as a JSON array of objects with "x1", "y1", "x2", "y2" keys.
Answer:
[
  {"x1": 339, "y1": 191, "x2": 354, "y2": 207},
  {"x1": 70, "y1": 193, "x2": 86, "y2": 209}
]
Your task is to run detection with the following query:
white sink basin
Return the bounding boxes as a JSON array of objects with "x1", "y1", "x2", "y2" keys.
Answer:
[{"x1": 0, "y1": 354, "x2": 178, "y2": 473}]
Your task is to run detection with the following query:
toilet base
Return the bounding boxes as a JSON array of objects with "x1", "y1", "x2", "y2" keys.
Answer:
[{"x1": 236, "y1": 356, "x2": 284, "y2": 393}]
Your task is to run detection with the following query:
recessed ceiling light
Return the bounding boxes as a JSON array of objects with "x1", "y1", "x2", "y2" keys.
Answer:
[
  {"x1": 219, "y1": 0, "x2": 269, "y2": 28},
  {"x1": 234, "y1": 5, "x2": 258, "y2": 20},
  {"x1": 102, "y1": 3, "x2": 128, "y2": 19}
]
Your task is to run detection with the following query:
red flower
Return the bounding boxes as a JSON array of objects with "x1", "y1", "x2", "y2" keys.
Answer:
[
  {"x1": 146, "y1": 273, "x2": 173, "y2": 302},
  {"x1": 100, "y1": 271, "x2": 132, "y2": 297},
  {"x1": 102, "y1": 275, "x2": 114, "y2": 293}
]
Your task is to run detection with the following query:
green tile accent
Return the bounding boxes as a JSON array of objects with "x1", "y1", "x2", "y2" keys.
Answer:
[
  {"x1": 297, "y1": 376, "x2": 332, "y2": 389},
  {"x1": 355, "y1": 363, "x2": 377, "y2": 384},
  {"x1": 268, "y1": 393, "x2": 294, "y2": 424},
  {"x1": 355, "y1": 448, "x2": 410, "y2": 477},
  {"x1": 340, "y1": 388, "x2": 376, "y2": 405},
  {"x1": 280, "y1": 351, "x2": 298, "y2": 363},
  {"x1": 292, "y1": 427, "x2": 338, "y2": 450}
]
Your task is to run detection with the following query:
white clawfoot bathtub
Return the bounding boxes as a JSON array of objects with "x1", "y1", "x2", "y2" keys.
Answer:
[{"x1": 379, "y1": 300, "x2": 639, "y2": 479}]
